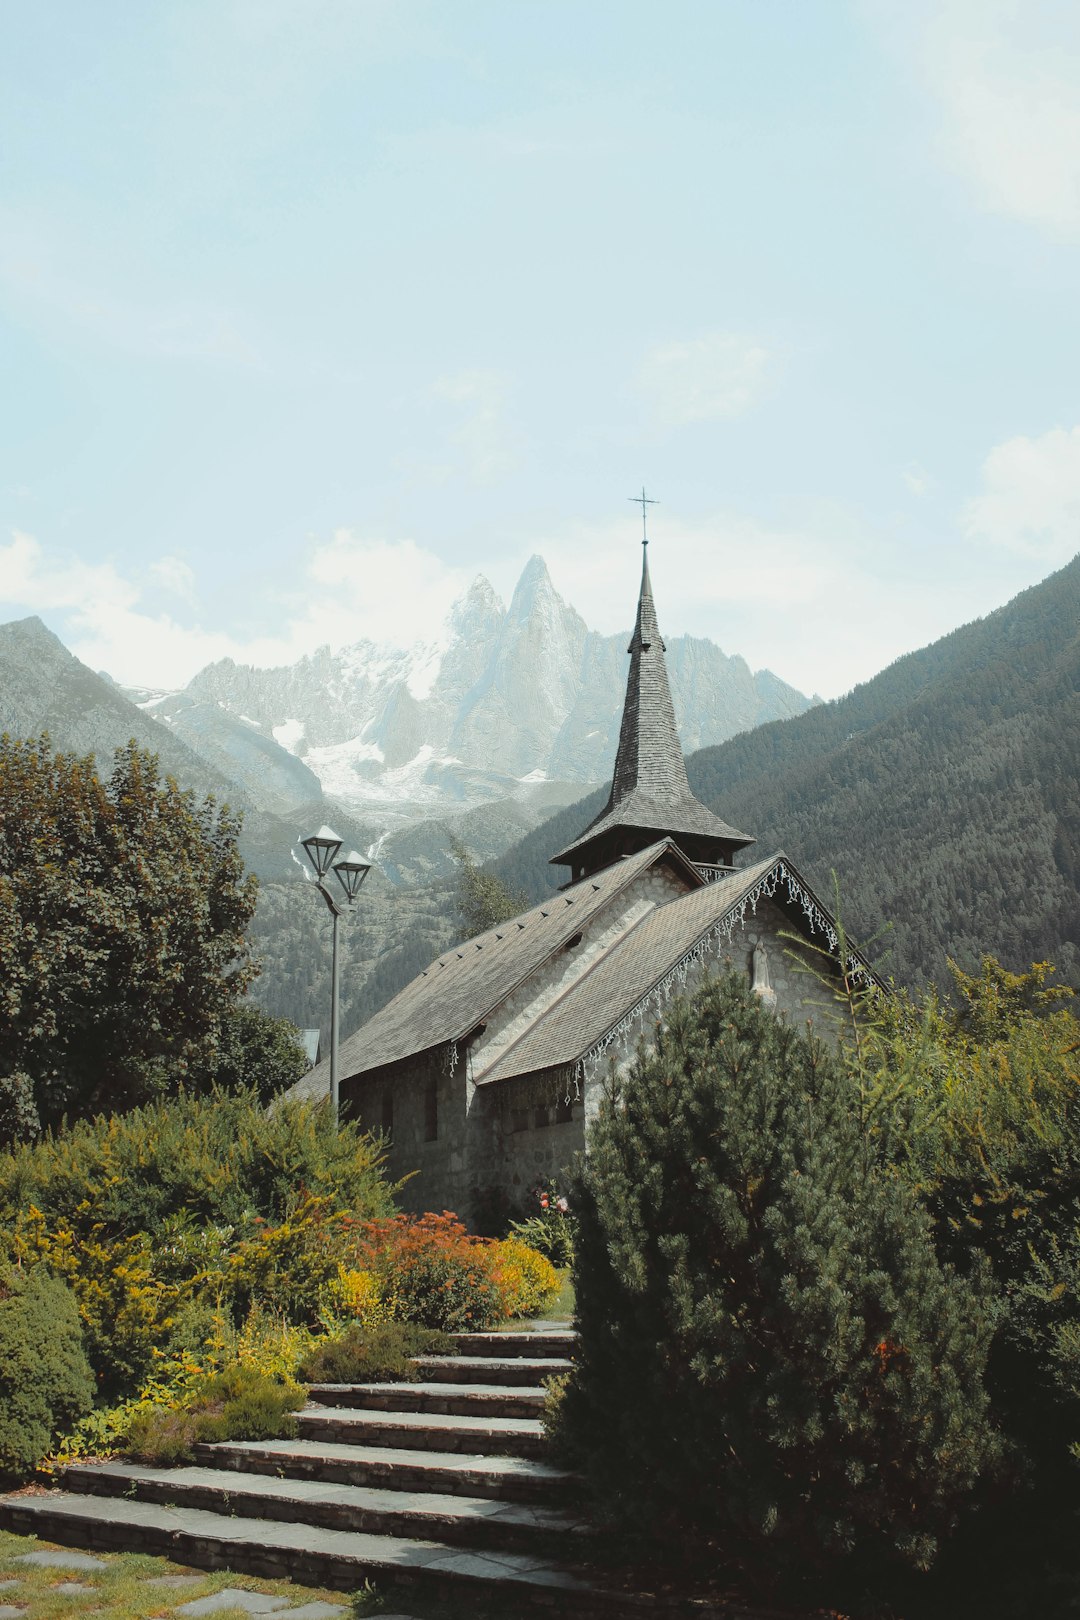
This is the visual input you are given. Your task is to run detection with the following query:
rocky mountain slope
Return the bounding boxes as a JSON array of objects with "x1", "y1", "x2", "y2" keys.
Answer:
[
  {"x1": 0, "y1": 616, "x2": 377, "y2": 882},
  {"x1": 175, "y1": 555, "x2": 815, "y2": 821}
]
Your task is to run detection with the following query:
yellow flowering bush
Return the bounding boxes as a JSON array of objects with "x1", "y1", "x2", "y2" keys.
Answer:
[
  {"x1": 11, "y1": 1206, "x2": 175, "y2": 1396},
  {"x1": 488, "y1": 1236, "x2": 560, "y2": 1319},
  {"x1": 318, "y1": 1264, "x2": 393, "y2": 1332},
  {"x1": 225, "y1": 1195, "x2": 352, "y2": 1324}
]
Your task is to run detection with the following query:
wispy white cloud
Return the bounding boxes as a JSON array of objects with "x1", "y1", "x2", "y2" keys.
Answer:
[
  {"x1": 894, "y1": 0, "x2": 1080, "y2": 236},
  {"x1": 405, "y1": 368, "x2": 522, "y2": 485},
  {"x1": 637, "y1": 332, "x2": 772, "y2": 429},
  {"x1": 903, "y1": 461, "x2": 933, "y2": 497},
  {"x1": 148, "y1": 556, "x2": 199, "y2": 603},
  {"x1": 0, "y1": 529, "x2": 470, "y2": 689},
  {"x1": 963, "y1": 425, "x2": 1080, "y2": 561}
]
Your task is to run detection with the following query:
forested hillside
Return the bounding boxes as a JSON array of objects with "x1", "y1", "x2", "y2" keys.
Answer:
[
  {"x1": 247, "y1": 872, "x2": 458, "y2": 1041},
  {"x1": 492, "y1": 556, "x2": 1080, "y2": 989}
]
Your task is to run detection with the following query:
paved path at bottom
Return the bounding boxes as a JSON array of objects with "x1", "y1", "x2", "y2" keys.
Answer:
[{"x1": 0, "y1": 1540, "x2": 386, "y2": 1620}]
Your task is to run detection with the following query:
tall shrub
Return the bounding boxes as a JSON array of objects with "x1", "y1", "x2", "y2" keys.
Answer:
[
  {"x1": 0, "y1": 1086, "x2": 394, "y2": 1237},
  {"x1": 556, "y1": 973, "x2": 999, "y2": 1577},
  {"x1": 870, "y1": 963, "x2": 1080, "y2": 1609}
]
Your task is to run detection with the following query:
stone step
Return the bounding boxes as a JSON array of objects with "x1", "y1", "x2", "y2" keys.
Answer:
[
  {"x1": 307, "y1": 1381, "x2": 549, "y2": 1420},
  {"x1": 193, "y1": 1437, "x2": 575, "y2": 1505},
  {"x1": 416, "y1": 1354, "x2": 574, "y2": 1386},
  {"x1": 296, "y1": 1403, "x2": 547, "y2": 1460},
  {"x1": 452, "y1": 1329, "x2": 576, "y2": 1359},
  {"x1": 61, "y1": 1461, "x2": 592, "y2": 1557},
  {"x1": 0, "y1": 1490, "x2": 641, "y2": 1616}
]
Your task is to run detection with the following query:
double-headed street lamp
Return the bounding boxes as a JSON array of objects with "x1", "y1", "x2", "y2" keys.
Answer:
[{"x1": 299, "y1": 826, "x2": 371, "y2": 1124}]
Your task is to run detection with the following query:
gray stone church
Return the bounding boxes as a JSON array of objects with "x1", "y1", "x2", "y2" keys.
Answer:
[{"x1": 293, "y1": 548, "x2": 869, "y2": 1217}]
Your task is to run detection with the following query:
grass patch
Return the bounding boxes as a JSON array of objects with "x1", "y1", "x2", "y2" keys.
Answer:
[
  {"x1": 0, "y1": 1526, "x2": 577, "y2": 1619},
  {"x1": 497, "y1": 1267, "x2": 574, "y2": 1331},
  {"x1": 0, "y1": 1528, "x2": 349, "y2": 1618}
]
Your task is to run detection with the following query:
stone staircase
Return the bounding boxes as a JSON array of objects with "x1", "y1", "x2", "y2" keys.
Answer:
[{"x1": 0, "y1": 1326, "x2": 657, "y2": 1617}]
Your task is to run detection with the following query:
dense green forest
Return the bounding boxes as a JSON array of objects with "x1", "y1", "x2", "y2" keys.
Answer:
[
  {"x1": 492, "y1": 555, "x2": 1080, "y2": 990},
  {"x1": 247, "y1": 873, "x2": 458, "y2": 1044}
]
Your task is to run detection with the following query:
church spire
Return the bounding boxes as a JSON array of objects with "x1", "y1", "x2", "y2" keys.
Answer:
[
  {"x1": 608, "y1": 542, "x2": 688, "y2": 808},
  {"x1": 551, "y1": 522, "x2": 754, "y2": 884}
]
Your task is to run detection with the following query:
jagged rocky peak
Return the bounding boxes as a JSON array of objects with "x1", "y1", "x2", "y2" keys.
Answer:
[
  {"x1": 507, "y1": 554, "x2": 576, "y2": 624},
  {"x1": 131, "y1": 553, "x2": 816, "y2": 819},
  {"x1": 451, "y1": 573, "x2": 505, "y2": 623}
]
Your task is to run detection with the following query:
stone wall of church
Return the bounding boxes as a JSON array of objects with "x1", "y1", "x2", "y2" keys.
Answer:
[
  {"x1": 468, "y1": 1073, "x2": 585, "y2": 1215},
  {"x1": 344, "y1": 1047, "x2": 472, "y2": 1217},
  {"x1": 347, "y1": 892, "x2": 846, "y2": 1221},
  {"x1": 345, "y1": 1051, "x2": 585, "y2": 1222},
  {"x1": 582, "y1": 895, "x2": 843, "y2": 1124}
]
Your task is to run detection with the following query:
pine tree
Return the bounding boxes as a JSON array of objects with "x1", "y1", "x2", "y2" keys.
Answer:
[
  {"x1": 449, "y1": 836, "x2": 527, "y2": 938},
  {"x1": 557, "y1": 972, "x2": 1000, "y2": 1578}
]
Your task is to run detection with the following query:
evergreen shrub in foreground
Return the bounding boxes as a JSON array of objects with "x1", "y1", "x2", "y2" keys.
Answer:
[
  {"x1": 0, "y1": 1266, "x2": 95, "y2": 1477},
  {"x1": 553, "y1": 973, "x2": 1001, "y2": 1577}
]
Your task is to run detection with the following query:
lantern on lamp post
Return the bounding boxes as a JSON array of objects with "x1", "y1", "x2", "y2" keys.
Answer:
[{"x1": 299, "y1": 826, "x2": 371, "y2": 1124}]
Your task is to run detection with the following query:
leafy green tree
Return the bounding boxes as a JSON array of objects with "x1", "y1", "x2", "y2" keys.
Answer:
[
  {"x1": 449, "y1": 836, "x2": 527, "y2": 938},
  {"x1": 0, "y1": 734, "x2": 258, "y2": 1137},
  {"x1": 199, "y1": 1003, "x2": 310, "y2": 1105},
  {"x1": 555, "y1": 972, "x2": 999, "y2": 1582},
  {"x1": 876, "y1": 965, "x2": 1080, "y2": 1452}
]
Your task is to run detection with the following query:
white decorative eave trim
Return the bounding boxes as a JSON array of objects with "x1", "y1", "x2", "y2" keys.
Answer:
[{"x1": 579, "y1": 857, "x2": 875, "y2": 1076}]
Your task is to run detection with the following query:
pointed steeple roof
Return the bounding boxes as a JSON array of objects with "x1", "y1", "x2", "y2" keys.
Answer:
[{"x1": 551, "y1": 542, "x2": 754, "y2": 881}]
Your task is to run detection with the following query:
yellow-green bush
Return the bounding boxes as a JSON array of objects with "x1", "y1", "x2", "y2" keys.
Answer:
[
  {"x1": 11, "y1": 1210, "x2": 175, "y2": 1397},
  {"x1": 124, "y1": 1363, "x2": 305, "y2": 1467},
  {"x1": 50, "y1": 1307, "x2": 313, "y2": 1469},
  {"x1": 0, "y1": 1090, "x2": 397, "y2": 1409},
  {"x1": 0, "y1": 1087, "x2": 394, "y2": 1238},
  {"x1": 225, "y1": 1196, "x2": 354, "y2": 1326},
  {"x1": 489, "y1": 1236, "x2": 560, "y2": 1319}
]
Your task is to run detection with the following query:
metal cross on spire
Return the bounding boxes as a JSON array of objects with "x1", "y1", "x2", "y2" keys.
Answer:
[{"x1": 629, "y1": 485, "x2": 658, "y2": 547}]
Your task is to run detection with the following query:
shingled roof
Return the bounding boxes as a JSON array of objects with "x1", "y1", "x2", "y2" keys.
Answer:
[
  {"x1": 286, "y1": 838, "x2": 704, "y2": 1101},
  {"x1": 474, "y1": 850, "x2": 879, "y2": 1084},
  {"x1": 551, "y1": 546, "x2": 753, "y2": 877}
]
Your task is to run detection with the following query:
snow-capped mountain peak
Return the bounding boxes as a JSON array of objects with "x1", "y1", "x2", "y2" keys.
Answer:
[{"x1": 162, "y1": 555, "x2": 814, "y2": 819}]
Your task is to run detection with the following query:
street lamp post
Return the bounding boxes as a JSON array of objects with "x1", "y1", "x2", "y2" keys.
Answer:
[{"x1": 299, "y1": 826, "x2": 371, "y2": 1124}]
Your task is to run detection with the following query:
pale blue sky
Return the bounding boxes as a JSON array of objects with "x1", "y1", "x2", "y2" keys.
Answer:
[{"x1": 2, "y1": 0, "x2": 1080, "y2": 696}]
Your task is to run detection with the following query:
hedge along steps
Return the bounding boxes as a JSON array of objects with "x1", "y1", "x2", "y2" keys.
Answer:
[{"x1": 306, "y1": 1381, "x2": 550, "y2": 1420}]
